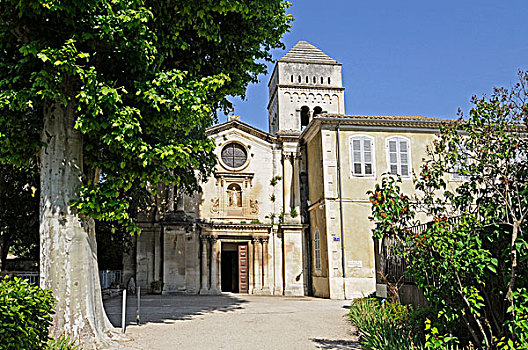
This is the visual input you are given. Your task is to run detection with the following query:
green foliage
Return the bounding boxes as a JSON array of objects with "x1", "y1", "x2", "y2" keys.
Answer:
[
  {"x1": 349, "y1": 297, "x2": 419, "y2": 350},
  {"x1": 269, "y1": 176, "x2": 282, "y2": 187},
  {"x1": 0, "y1": 277, "x2": 55, "y2": 350},
  {"x1": 46, "y1": 334, "x2": 79, "y2": 350},
  {"x1": 265, "y1": 213, "x2": 276, "y2": 225},
  {"x1": 0, "y1": 0, "x2": 293, "y2": 233},
  {"x1": 368, "y1": 72, "x2": 528, "y2": 348},
  {"x1": 249, "y1": 219, "x2": 261, "y2": 224},
  {"x1": 290, "y1": 208, "x2": 298, "y2": 218}
]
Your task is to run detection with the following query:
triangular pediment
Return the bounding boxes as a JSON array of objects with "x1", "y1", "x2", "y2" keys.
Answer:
[{"x1": 206, "y1": 120, "x2": 275, "y2": 144}]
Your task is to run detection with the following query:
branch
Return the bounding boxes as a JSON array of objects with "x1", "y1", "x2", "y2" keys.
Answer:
[{"x1": 453, "y1": 268, "x2": 491, "y2": 348}]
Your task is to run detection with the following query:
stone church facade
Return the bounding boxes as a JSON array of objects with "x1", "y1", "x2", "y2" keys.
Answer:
[{"x1": 125, "y1": 41, "x2": 454, "y2": 299}]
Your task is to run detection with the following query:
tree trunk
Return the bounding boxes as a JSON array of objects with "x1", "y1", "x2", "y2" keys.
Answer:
[
  {"x1": 0, "y1": 231, "x2": 11, "y2": 271},
  {"x1": 40, "y1": 102, "x2": 121, "y2": 347}
]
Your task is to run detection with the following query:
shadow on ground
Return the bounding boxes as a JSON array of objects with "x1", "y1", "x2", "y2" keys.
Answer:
[
  {"x1": 311, "y1": 338, "x2": 363, "y2": 350},
  {"x1": 103, "y1": 293, "x2": 247, "y2": 326}
]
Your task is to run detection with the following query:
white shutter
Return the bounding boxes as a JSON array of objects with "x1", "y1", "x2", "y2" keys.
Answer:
[
  {"x1": 388, "y1": 140, "x2": 398, "y2": 175},
  {"x1": 351, "y1": 136, "x2": 374, "y2": 177},
  {"x1": 363, "y1": 138, "x2": 373, "y2": 175},
  {"x1": 352, "y1": 139, "x2": 362, "y2": 175},
  {"x1": 399, "y1": 139, "x2": 409, "y2": 176},
  {"x1": 387, "y1": 137, "x2": 410, "y2": 177}
]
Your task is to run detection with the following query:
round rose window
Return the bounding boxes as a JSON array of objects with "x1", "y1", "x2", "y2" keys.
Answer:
[{"x1": 221, "y1": 143, "x2": 247, "y2": 169}]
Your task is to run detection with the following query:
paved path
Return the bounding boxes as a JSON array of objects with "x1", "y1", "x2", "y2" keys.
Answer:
[{"x1": 103, "y1": 294, "x2": 361, "y2": 350}]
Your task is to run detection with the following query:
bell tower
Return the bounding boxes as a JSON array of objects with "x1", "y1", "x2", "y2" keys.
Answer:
[{"x1": 267, "y1": 41, "x2": 345, "y2": 135}]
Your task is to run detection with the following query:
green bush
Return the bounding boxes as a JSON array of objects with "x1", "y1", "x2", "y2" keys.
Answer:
[
  {"x1": 349, "y1": 297, "x2": 418, "y2": 350},
  {"x1": 349, "y1": 297, "x2": 477, "y2": 350},
  {"x1": 0, "y1": 276, "x2": 55, "y2": 350},
  {"x1": 46, "y1": 334, "x2": 79, "y2": 350}
]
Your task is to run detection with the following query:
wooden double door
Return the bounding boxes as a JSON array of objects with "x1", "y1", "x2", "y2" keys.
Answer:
[{"x1": 221, "y1": 243, "x2": 249, "y2": 293}]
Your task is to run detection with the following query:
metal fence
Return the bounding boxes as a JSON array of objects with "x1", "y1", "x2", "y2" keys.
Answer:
[
  {"x1": 99, "y1": 270, "x2": 123, "y2": 289},
  {"x1": 378, "y1": 216, "x2": 466, "y2": 285},
  {"x1": 4, "y1": 271, "x2": 40, "y2": 285},
  {"x1": 3, "y1": 270, "x2": 123, "y2": 290}
]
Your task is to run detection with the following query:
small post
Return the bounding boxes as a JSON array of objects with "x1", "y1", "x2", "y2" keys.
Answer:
[
  {"x1": 121, "y1": 289, "x2": 127, "y2": 333},
  {"x1": 136, "y1": 286, "x2": 141, "y2": 325}
]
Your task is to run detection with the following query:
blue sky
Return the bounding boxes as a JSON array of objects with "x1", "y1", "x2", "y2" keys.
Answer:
[{"x1": 221, "y1": 0, "x2": 528, "y2": 131}]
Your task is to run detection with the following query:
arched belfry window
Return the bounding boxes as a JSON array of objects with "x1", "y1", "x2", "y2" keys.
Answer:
[
  {"x1": 227, "y1": 183, "x2": 242, "y2": 207},
  {"x1": 300, "y1": 106, "x2": 310, "y2": 128},
  {"x1": 221, "y1": 143, "x2": 248, "y2": 169},
  {"x1": 313, "y1": 106, "x2": 322, "y2": 117}
]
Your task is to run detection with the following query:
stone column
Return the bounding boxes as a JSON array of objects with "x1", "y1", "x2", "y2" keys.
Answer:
[
  {"x1": 209, "y1": 236, "x2": 220, "y2": 294},
  {"x1": 248, "y1": 238, "x2": 254, "y2": 294},
  {"x1": 253, "y1": 237, "x2": 262, "y2": 292},
  {"x1": 261, "y1": 238, "x2": 270, "y2": 294},
  {"x1": 292, "y1": 155, "x2": 301, "y2": 224},
  {"x1": 199, "y1": 235, "x2": 210, "y2": 294},
  {"x1": 282, "y1": 153, "x2": 293, "y2": 216}
]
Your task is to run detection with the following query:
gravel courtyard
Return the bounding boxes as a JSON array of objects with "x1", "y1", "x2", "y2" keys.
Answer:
[{"x1": 103, "y1": 294, "x2": 361, "y2": 350}]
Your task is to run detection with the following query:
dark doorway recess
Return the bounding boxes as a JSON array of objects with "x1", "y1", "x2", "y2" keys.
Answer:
[
  {"x1": 221, "y1": 242, "x2": 248, "y2": 293},
  {"x1": 221, "y1": 249, "x2": 238, "y2": 292}
]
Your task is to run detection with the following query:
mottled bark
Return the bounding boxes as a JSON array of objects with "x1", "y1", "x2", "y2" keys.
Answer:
[{"x1": 40, "y1": 102, "x2": 120, "y2": 347}]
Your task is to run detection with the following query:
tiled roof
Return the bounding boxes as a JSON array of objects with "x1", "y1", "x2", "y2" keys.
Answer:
[
  {"x1": 279, "y1": 41, "x2": 341, "y2": 65},
  {"x1": 309, "y1": 113, "x2": 455, "y2": 130},
  {"x1": 322, "y1": 114, "x2": 451, "y2": 122}
]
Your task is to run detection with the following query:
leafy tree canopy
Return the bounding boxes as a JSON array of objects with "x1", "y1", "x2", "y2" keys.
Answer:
[
  {"x1": 0, "y1": 0, "x2": 292, "y2": 231},
  {"x1": 369, "y1": 72, "x2": 528, "y2": 348}
]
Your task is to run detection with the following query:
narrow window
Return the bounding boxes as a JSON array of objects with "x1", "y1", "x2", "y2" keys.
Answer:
[
  {"x1": 306, "y1": 76, "x2": 309, "y2": 83},
  {"x1": 291, "y1": 75, "x2": 294, "y2": 83},
  {"x1": 314, "y1": 229, "x2": 321, "y2": 270},
  {"x1": 351, "y1": 136, "x2": 374, "y2": 176},
  {"x1": 328, "y1": 77, "x2": 331, "y2": 84},
  {"x1": 320, "y1": 77, "x2": 323, "y2": 84},
  {"x1": 300, "y1": 106, "x2": 310, "y2": 129},
  {"x1": 313, "y1": 76, "x2": 316, "y2": 83},
  {"x1": 298, "y1": 75, "x2": 301, "y2": 83},
  {"x1": 387, "y1": 137, "x2": 410, "y2": 177}
]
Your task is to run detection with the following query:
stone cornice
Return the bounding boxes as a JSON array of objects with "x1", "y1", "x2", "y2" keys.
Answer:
[
  {"x1": 198, "y1": 222, "x2": 272, "y2": 231},
  {"x1": 207, "y1": 120, "x2": 276, "y2": 144}
]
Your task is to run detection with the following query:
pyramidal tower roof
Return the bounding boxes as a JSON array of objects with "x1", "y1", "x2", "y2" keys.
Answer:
[{"x1": 279, "y1": 41, "x2": 341, "y2": 65}]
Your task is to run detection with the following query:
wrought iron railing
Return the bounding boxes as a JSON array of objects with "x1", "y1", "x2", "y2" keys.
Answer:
[{"x1": 3, "y1": 270, "x2": 123, "y2": 290}]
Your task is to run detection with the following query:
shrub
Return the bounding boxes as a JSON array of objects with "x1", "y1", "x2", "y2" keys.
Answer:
[
  {"x1": 46, "y1": 334, "x2": 79, "y2": 350},
  {"x1": 0, "y1": 276, "x2": 55, "y2": 350},
  {"x1": 349, "y1": 297, "x2": 418, "y2": 350}
]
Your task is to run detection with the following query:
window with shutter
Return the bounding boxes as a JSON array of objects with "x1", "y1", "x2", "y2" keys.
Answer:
[
  {"x1": 387, "y1": 137, "x2": 410, "y2": 177},
  {"x1": 351, "y1": 136, "x2": 374, "y2": 177}
]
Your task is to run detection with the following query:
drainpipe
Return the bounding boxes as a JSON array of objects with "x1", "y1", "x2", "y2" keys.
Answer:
[{"x1": 336, "y1": 123, "x2": 347, "y2": 299}]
